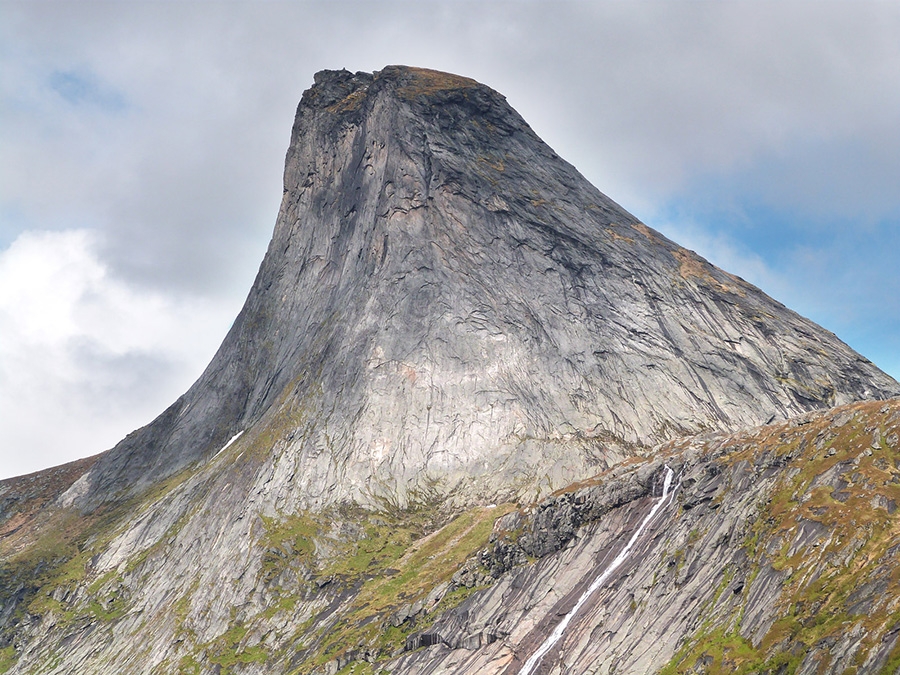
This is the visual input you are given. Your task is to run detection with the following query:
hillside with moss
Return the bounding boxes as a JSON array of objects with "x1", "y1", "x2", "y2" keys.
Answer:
[
  {"x1": 389, "y1": 397, "x2": 900, "y2": 674},
  {"x1": 2, "y1": 397, "x2": 898, "y2": 674}
]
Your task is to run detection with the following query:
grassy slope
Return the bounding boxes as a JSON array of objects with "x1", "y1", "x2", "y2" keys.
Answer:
[
  {"x1": 2, "y1": 398, "x2": 899, "y2": 674},
  {"x1": 660, "y1": 398, "x2": 900, "y2": 674}
]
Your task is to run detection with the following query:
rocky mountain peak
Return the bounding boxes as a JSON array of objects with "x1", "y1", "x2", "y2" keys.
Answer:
[
  {"x1": 61, "y1": 66, "x2": 898, "y2": 514},
  {"x1": 305, "y1": 66, "x2": 482, "y2": 107}
]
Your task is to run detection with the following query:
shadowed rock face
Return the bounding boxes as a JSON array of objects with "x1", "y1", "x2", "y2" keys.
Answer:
[{"x1": 65, "y1": 65, "x2": 898, "y2": 512}]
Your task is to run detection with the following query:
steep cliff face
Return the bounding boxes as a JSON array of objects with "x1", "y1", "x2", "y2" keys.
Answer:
[
  {"x1": 1, "y1": 66, "x2": 899, "y2": 675},
  {"x1": 62, "y1": 66, "x2": 898, "y2": 513}
]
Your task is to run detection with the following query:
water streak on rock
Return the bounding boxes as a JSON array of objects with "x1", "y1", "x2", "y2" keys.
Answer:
[{"x1": 519, "y1": 466, "x2": 676, "y2": 675}]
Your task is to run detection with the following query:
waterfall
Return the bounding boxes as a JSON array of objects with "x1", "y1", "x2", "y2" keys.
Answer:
[{"x1": 518, "y1": 465, "x2": 677, "y2": 675}]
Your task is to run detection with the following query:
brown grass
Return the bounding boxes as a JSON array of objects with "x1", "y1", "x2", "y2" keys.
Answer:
[
  {"x1": 672, "y1": 248, "x2": 745, "y2": 296},
  {"x1": 394, "y1": 67, "x2": 479, "y2": 100}
]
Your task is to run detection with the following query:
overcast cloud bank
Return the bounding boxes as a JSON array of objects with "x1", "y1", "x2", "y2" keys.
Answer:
[{"x1": 0, "y1": 229, "x2": 234, "y2": 477}]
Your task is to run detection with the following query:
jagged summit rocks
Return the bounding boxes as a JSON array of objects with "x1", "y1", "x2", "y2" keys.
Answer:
[{"x1": 64, "y1": 65, "x2": 898, "y2": 512}]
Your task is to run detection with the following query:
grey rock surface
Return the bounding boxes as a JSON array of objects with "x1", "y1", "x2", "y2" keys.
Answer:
[
  {"x1": 2, "y1": 396, "x2": 899, "y2": 674},
  {"x1": 63, "y1": 65, "x2": 898, "y2": 512}
]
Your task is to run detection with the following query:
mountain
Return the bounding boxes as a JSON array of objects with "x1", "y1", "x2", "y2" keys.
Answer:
[
  {"x1": 1, "y1": 66, "x2": 898, "y2": 675},
  {"x1": 391, "y1": 397, "x2": 900, "y2": 674},
  {"x1": 58, "y1": 66, "x2": 898, "y2": 513}
]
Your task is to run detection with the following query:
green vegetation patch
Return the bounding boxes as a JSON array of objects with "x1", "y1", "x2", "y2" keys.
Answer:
[
  {"x1": 284, "y1": 503, "x2": 514, "y2": 674},
  {"x1": 261, "y1": 512, "x2": 320, "y2": 578},
  {"x1": 662, "y1": 399, "x2": 900, "y2": 674},
  {"x1": 207, "y1": 623, "x2": 269, "y2": 671},
  {"x1": 0, "y1": 451, "x2": 219, "y2": 657},
  {"x1": 660, "y1": 626, "x2": 760, "y2": 675},
  {"x1": 0, "y1": 645, "x2": 18, "y2": 674}
]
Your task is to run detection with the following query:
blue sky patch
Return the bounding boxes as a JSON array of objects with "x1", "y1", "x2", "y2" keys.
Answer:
[
  {"x1": 652, "y1": 191, "x2": 900, "y2": 381},
  {"x1": 0, "y1": 202, "x2": 31, "y2": 251},
  {"x1": 48, "y1": 69, "x2": 127, "y2": 111}
]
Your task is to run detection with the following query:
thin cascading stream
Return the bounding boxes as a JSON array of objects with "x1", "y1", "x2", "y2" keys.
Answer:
[{"x1": 518, "y1": 465, "x2": 677, "y2": 675}]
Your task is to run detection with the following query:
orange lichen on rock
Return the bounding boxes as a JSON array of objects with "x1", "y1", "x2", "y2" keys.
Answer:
[
  {"x1": 606, "y1": 227, "x2": 635, "y2": 244},
  {"x1": 672, "y1": 248, "x2": 745, "y2": 296},
  {"x1": 392, "y1": 66, "x2": 480, "y2": 99},
  {"x1": 327, "y1": 88, "x2": 369, "y2": 113},
  {"x1": 630, "y1": 221, "x2": 662, "y2": 243},
  {"x1": 478, "y1": 155, "x2": 505, "y2": 172}
]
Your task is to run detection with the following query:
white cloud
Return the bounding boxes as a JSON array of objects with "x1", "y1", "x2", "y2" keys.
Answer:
[
  {"x1": 0, "y1": 230, "x2": 234, "y2": 478},
  {"x1": 650, "y1": 214, "x2": 789, "y2": 300}
]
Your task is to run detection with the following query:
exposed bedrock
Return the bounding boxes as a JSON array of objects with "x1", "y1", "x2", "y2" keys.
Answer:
[
  {"x1": 392, "y1": 399, "x2": 900, "y2": 675},
  {"x1": 3, "y1": 66, "x2": 899, "y2": 675}
]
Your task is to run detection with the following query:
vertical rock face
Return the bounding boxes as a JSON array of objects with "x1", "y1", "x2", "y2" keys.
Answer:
[{"x1": 68, "y1": 65, "x2": 897, "y2": 511}]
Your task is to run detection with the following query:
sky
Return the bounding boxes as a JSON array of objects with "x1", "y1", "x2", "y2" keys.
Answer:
[{"x1": 1, "y1": 1, "x2": 898, "y2": 479}]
